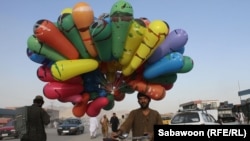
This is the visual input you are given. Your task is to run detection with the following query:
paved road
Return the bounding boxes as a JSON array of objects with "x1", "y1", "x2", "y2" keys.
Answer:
[{"x1": 3, "y1": 126, "x2": 126, "y2": 141}]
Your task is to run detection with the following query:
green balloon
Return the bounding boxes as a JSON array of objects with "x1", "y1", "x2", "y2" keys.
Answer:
[
  {"x1": 178, "y1": 56, "x2": 194, "y2": 73},
  {"x1": 57, "y1": 13, "x2": 91, "y2": 59},
  {"x1": 146, "y1": 73, "x2": 177, "y2": 85},
  {"x1": 27, "y1": 35, "x2": 67, "y2": 61},
  {"x1": 103, "y1": 93, "x2": 115, "y2": 110},
  {"x1": 110, "y1": 0, "x2": 134, "y2": 59}
]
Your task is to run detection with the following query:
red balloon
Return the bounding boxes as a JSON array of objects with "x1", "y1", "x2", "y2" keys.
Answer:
[
  {"x1": 86, "y1": 97, "x2": 109, "y2": 117},
  {"x1": 58, "y1": 94, "x2": 83, "y2": 103},
  {"x1": 113, "y1": 90, "x2": 125, "y2": 101},
  {"x1": 43, "y1": 82, "x2": 84, "y2": 99}
]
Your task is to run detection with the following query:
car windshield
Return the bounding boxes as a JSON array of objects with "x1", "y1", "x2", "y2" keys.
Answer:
[
  {"x1": 63, "y1": 119, "x2": 79, "y2": 124},
  {"x1": 171, "y1": 112, "x2": 200, "y2": 124}
]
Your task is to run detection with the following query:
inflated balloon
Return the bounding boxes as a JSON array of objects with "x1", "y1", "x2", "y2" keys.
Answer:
[
  {"x1": 122, "y1": 20, "x2": 169, "y2": 76},
  {"x1": 50, "y1": 59, "x2": 99, "y2": 81},
  {"x1": 37, "y1": 65, "x2": 84, "y2": 84},
  {"x1": 119, "y1": 19, "x2": 146, "y2": 66},
  {"x1": 72, "y1": 93, "x2": 90, "y2": 117},
  {"x1": 58, "y1": 94, "x2": 83, "y2": 104},
  {"x1": 140, "y1": 17, "x2": 150, "y2": 27},
  {"x1": 82, "y1": 69, "x2": 104, "y2": 92},
  {"x1": 110, "y1": 0, "x2": 134, "y2": 59},
  {"x1": 57, "y1": 13, "x2": 91, "y2": 59},
  {"x1": 162, "y1": 83, "x2": 174, "y2": 91},
  {"x1": 90, "y1": 19, "x2": 113, "y2": 61},
  {"x1": 26, "y1": 48, "x2": 53, "y2": 66},
  {"x1": 72, "y1": 2, "x2": 97, "y2": 58},
  {"x1": 147, "y1": 29, "x2": 188, "y2": 64},
  {"x1": 86, "y1": 97, "x2": 109, "y2": 117},
  {"x1": 43, "y1": 82, "x2": 84, "y2": 99},
  {"x1": 26, "y1": 0, "x2": 194, "y2": 118},
  {"x1": 103, "y1": 93, "x2": 115, "y2": 110},
  {"x1": 146, "y1": 73, "x2": 177, "y2": 85},
  {"x1": 61, "y1": 8, "x2": 72, "y2": 14},
  {"x1": 128, "y1": 79, "x2": 166, "y2": 100},
  {"x1": 143, "y1": 52, "x2": 184, "y2": 79},
  {"x1": 27, "y1": 35, "x2": 67, "y2": 61},
  {"x1": 113, "y1": 90, "x2": 125, "y2": 101},
  {"x1": 33, "y1": 19, "x2": 79, "y2": 59},
  {"x1": 178, "y1": 56, "x2": 194, "y2": 73}
]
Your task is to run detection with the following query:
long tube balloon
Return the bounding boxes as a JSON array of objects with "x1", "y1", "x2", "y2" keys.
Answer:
[
  {"x1": 128, "y1": 79, "x2": 166, "y2": 100},
  {"x1": 72, "y1": 2, "x2": 97, "y2": 58},
  {"x1": 43, "y1": 82, "x2": 84, "y2": 99},
  {"x1": 51, "y1": 59, "x2": 99, "y2": 81},
  {"x1": 147, "y1": 28, "x2": 188, "y2": 64},
  {"x1": 110, "y1": 0, "x2": 134, "y2": 59},
  {"x1": 178, "y1": 56, "x2": 194, "y2": 73},
  {"x1": 119, "y1": 19, "x2": 146, "y2": 66},
  {"x1": 57, "y1": 13, "x2": 91, "y2": 59},
  {"x1": 143, "y1": 52, "x2": 184, "y2": 79},
  {"x1": 90, "y1": 19, "x2": 112, "y2": 62},
  {"x1": 26, "y1": 48, "x2": 53, "y2": 66},
  {"x1": 27, "y1": 35, "x2": 67, "y2": 61},
  {"x1": 37, "y1": 65, "x2": 83, "y2": 84},
  {"x1": 86, "y1": 97, "x2": 109, "y2": 117},
  {"x1": 33, "y1": 19, "x2": 79, "y2": 59},
  {"x1": 122, "y1": 20, "x2": 169, "y2": 76},
  {"x1": 72, "y1": 93, "x2": 90, "y2": 117}
]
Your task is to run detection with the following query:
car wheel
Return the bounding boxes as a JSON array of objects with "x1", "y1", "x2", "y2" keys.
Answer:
[{"x1": 58, "y1": 132, "x2": 62, "y2": 136}]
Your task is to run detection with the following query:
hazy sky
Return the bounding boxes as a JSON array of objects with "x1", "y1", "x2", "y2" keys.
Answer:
[{"x1": 1, "y1": 0, "x2": 250, "y2": 115}]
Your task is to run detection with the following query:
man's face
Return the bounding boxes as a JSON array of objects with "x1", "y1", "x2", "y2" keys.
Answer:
[{"x1": 138, "y1": 96, "x2": 150, "y2": 109}]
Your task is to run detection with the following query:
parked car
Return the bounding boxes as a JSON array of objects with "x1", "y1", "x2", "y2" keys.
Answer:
[
  {"x1": 57, "y1": 118, "x2": 84, "y2": 135},
  {"x1": 0, "y1": 120, "x2": 19, "y2": 140},
  {"x1": 161, "y1": 116, "x2": 172, "y2": 125},
  {"x1": 170, "y1": 109, "x2": 221, "y2": 125}
]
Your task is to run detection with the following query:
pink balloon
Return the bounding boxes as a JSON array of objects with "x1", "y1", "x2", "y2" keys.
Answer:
[
  {"x1": 86, "y1": 97, "x2": 109, "y2": 117},
  {"x1": 37, "y1": 65, "x2": 83, "y2": 84},
  {"x1": 43, "y1": 82, "x2": 84, "y2": 99},
  {"x1": 58, "y1": 94, "x2": 83, "y2": 103}
]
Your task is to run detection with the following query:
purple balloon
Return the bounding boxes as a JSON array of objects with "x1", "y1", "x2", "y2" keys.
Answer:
[{"x1": 147, "y1": 28, "x2": 188, "y2": 64}]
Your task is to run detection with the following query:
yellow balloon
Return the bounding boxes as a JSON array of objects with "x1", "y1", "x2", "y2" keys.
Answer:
[
  {"x1": 61, "y1": 8, "x2": 72, "y2": 14},
  {"x1": 51, "y1": 59, "x2": 99, "y2": 81},
  {"x1": 122, "y1": 20, "x2": 169, "y2": 76},
  {"x1": 119, "y1": 19, "x2": 146, "y2": 66}
]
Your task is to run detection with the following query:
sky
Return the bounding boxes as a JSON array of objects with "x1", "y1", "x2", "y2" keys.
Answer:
[{"x1": 1, "y1": 0, "x2": 250, "y2": 115}]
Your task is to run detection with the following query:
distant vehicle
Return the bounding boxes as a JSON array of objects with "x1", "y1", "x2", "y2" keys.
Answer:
[
  {"x1": 57, "y1": 118, "x2": 84, "y2": 135},
  {"x1": 0, "y1": 120, "x2": 19, "y2": 140},
  {"x1": 161, "y1": 116, "x2": 171, "y2": 125},
  {"x1": 170, "y1": 109, "x2": 221, "y2": 125}
]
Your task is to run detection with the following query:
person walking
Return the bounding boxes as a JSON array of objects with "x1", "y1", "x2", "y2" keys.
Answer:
[
  {"x1": 113, "y1": 92, "x2": 163, "y2": 141},
  {"x1": 238, "y1": 109, "x2": 246, "y2": 124},
  {"x1": 21, "y1": 95, "x2": 50, "y2": 141},
  {"x1": 110, "y1": 113, "x2": 120, "y2": 133},
  {"x1": 89, "y1": 116, "x2": 99, "y2": 139},
  {"x1": 100, "y1": 114, "x2": 109, "y2": 138}
]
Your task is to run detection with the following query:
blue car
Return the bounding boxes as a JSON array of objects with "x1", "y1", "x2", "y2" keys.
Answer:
[{"x1": 57, "y1": 118, "x2": 84, "y2": 135}]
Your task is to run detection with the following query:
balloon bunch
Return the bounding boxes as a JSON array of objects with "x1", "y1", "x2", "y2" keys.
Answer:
[{"x1": 26, "y1": 0, "x2": 193, "y2": 117}]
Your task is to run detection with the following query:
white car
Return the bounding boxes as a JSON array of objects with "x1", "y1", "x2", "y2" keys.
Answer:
[{"x1": 170, "y1": 110, "x2": 221, "y2": 125}]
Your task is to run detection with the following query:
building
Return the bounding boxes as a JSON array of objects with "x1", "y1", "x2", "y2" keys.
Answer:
[{"x1": 179, "y1": 100, "x2": 220, "y2": 110}]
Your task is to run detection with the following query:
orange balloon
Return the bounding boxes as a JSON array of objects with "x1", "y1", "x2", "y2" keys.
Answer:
[
  {"x1": 128, "y1": 80, "x2": 166, "y2": 100},
  {"x1": 34, "y1": 19, "x2": 79, "y2": 59},
  {"x1": 72, "y1": 2, "x2": 97, "y2": 58},
  {"x1": 72, "y1": 93, "x2": 90, "y2": 117}
]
